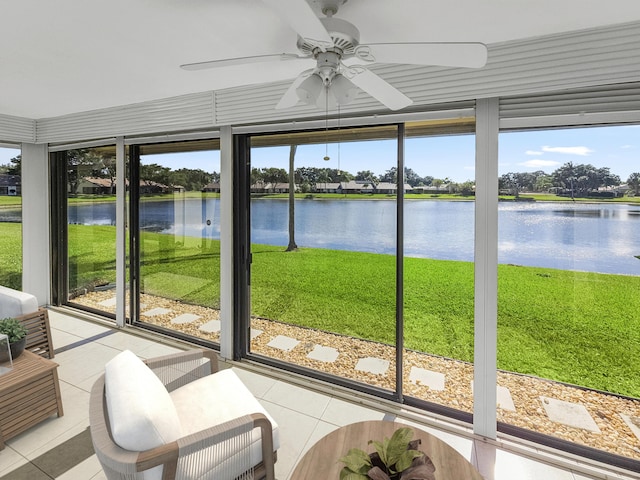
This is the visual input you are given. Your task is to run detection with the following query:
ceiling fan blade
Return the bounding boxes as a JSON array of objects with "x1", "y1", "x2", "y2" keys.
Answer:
[
  {"x1": 354, "y1": 42, "x2": 488, "y2": 68},
  {"x1": 276, "y1": 70, "x2": 314, "y2": 109},
  {"x1": 345, "y1": 67, "x2": 412, "y2": 111},
  {"x1": 181, "y1": 53, "x2": 304, "y2": 71},
  {"x1": 262, "y1": 0, "x2": 333, "y2": 48}
]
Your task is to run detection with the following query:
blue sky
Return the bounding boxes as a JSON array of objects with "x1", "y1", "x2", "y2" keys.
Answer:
[{"x1": 2, "y1": 124, "x2": 637, "y2": 182}]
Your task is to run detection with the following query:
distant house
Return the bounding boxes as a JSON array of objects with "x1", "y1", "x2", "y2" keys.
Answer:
[
  {"x1": 314, "y1": 182, "x2": 340, "y2": 193},
  {"x1": 338, "y1": 181, "x2": 364, "y2": 194},
  {"x1": 202, "y1": 182, "x2": 220, "y2": 193},
  {"x1": 269, "y1": 182, "x2": 294, "y2": 193},
  {"x1": 250, "y1": 182, "x2": 297, "y2": 193},
  {"x1": 139, "y1": 180, "x2": 172, "y2": 194},
  {"x1": 0, "y1": 174, "x2": 20, "y2": 195},
  {"x1": 77, "y1": 177, "x2": 115, "y2": 194},
  {"x1": 373, "y1": 182, "x2": 397, "y2": 194}
]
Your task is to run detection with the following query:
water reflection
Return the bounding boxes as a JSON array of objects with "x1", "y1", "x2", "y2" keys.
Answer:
[{"x1": 62, "y1": 198, "x2": 640, "y2": 276}]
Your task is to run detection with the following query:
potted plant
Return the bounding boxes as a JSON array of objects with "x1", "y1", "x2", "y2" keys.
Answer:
[
  {"x1": 339, "y1": 427, "x2": 436, "y2": 480},
  {"x1": 0, "y1": 318, "x2": 28, "y2": 360}
]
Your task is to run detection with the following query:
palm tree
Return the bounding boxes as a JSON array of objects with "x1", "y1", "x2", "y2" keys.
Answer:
[{"x1": 286, "y1": 145, "x2": 298, "y2": 252}]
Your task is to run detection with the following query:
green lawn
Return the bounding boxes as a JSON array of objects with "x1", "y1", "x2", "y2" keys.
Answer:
[{"x1": 2, "y1": 222, "x2": 638, "y2": 397}]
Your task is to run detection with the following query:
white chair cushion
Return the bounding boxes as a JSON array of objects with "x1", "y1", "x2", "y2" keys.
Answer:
[
  {"x1": 105, "y1": 350, "x2": 182, "y2": 452},
  {"x1": 170, "y1": 368, "x2": 280, "y2": 478},
  {"x1": 0, "y1": 285, "x2": 38, "y2": 318}
]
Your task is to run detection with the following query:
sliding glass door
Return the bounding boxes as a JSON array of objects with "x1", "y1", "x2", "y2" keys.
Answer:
[
  {"x1": 247, "y1": 126, "x2": 399, "y2": 393},
  {"x1": 59, "y1": 146, "x2": 120, "y2": 316},
  {"x1": 130, "y1": 140, "x2": 222, "y2": 344}
]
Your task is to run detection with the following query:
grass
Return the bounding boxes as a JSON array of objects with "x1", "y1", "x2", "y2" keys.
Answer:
[{"x1": 1, "y1": 223, "x2": 639, "y2": 398}]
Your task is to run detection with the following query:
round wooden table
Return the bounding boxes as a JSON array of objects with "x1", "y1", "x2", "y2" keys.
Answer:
[{"x1": 290, "y1": 420, "x2": 483, "y2": 480}]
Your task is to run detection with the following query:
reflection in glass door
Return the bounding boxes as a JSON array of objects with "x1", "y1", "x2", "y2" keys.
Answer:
[
  {"x1": 132, "y1": 140, "x2": 222, "y2": 345},
  {"x1": 63, "y1": 146, "x2": 120, "y2": 317}
]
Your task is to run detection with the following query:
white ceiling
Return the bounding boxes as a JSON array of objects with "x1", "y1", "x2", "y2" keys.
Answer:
[{"x1": 3, "y1": 0, "x2": 640, "y2": 120}]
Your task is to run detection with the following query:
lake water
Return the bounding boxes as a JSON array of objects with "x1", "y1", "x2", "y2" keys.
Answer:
[{"x1": 63, "y1": 198, "x2": 640, "y2": 275}]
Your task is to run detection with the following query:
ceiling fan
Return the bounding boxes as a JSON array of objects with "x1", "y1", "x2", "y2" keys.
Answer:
[{"x1": 181, "y1": 0, "x2": 487, "y2": 111}]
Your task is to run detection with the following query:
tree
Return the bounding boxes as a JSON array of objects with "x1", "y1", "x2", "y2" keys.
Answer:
[
  {"x1": 66, "y1": 149, "x2": 105, "y2": 195},
  {"x1": 403, "y1": 167, "x2": 422, "y2": 187},
  {"x1": 380, "y1": 167, "x2": 397, "y2": 184},
  {"x1": 0, "y1": 155, "x2": 21, "y2": 175},
  {"x1": 628, "y1": 172, "x2": 640, "y2": 196},
  {"x1": 286, "y1": 145, "x2": 298, "y2": 252},
  {"x1": 261, "y1": 167, "x2": 288, "y2": 192},
  {"x1": 552, "y1": 162, "x2": 577, "y2": 199}
]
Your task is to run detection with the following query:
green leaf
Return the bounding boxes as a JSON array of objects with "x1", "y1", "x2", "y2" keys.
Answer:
[
  {"x1": 369, "y1": 439, "x2": 388, "y2": 466},
  {"x1": 386, "y1": 428, "x2": 414, "y2": 466},
  {"x1": 339, "y1": 448, "x2": 372, "y2": 472},
  {"x1": 340, "y1": 467, "x2": 370, "y2": 480},
  {"x1": 395, "y1": 450, "x2": 424, "y2": 472}
]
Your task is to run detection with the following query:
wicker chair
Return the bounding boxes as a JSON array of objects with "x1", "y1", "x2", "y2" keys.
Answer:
[{"x1": 89, "y1": 349, "x2": 277, "y2": 480}]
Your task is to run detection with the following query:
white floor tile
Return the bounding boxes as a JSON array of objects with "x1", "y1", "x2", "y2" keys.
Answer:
[
  {"x1": 48, "y1": 312, "x2": 112, "y2": 338},
  {"x1": 51, "y1": 328, "x2": 84, "y2": 349},
  {"x1": 493, "y1": 449, "x2": 575, "y2": 480},
  {"x1": 232, "y1": 367, "x2": 278, "y2": 398},
  {"x1": 258, "y1": 401, "x2": 319, "y2": 480},
  {"x1": 54, "y1": 341, "x2": 120, "y2": 385},
  {"x1": 94, "y1": 330, "x2": 165, "y2": 353},
  {"x1": 321, "y1": 397, "x2": 386, "y2": 426},
  {"x1": 262, "y1": 380, "x2": 331, "y2": 418},
  {"x1": 299, "y1": 420, "x2": 340, "y2": 458}
]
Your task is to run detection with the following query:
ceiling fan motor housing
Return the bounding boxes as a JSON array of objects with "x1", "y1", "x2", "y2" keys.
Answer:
[{"x1": 296, "y1": 16, "x2": 360, "y2": 57}]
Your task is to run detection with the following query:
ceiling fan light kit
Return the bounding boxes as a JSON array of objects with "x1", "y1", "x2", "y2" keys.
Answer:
[{"x1": 181, "y1": 0, "x2": 488, "y2": 112}]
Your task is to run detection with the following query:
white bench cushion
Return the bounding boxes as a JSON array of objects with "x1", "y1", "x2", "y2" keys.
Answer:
[{"x1": 170, "y1": 368, "x2": 280, "y2": 478}]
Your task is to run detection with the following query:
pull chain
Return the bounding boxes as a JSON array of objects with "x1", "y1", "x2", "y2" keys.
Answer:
[{"x1": 323, "y1": 86, "x2": 330, "y2": 161}]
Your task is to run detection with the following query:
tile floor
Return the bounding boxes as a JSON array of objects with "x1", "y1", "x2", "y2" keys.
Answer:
[{"x1": 0, "y1": 309, "x2": 639, "y2": 480}]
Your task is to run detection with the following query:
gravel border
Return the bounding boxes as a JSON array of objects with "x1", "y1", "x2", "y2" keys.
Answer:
[{"x1": 74, "y1": 291, "x2": 640, "y2": 460}]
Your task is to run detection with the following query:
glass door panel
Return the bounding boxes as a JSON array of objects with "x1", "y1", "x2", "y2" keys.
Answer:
[
  {"x1": 497, "y1": 126, "x2": 640, "y2": 460},
  {"x1": 65, "y1": 146, "x2": 119, "y2": 316},
  {"x1": 0, "y1": 147, "x2": 22, "y2": 290},
  {"x1": 135, "y1": 140, "x2": 222, "y2": 344},
  {"x1": 248, "y1": 126, "x2": 398, "y2": 392},
  {"x1": 403, "y1": 121, "x2": 476, "y2": 414}
]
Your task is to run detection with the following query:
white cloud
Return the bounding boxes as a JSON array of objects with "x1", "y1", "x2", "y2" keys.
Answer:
[
  {"x1": 525, "y1": 150, "x2": 543, "y2": 156},
  {"x1": 541, "y1": 145, "x2": 593, "y2": 156},
  {"x1": 621, "y1": 144, "x2": 634, "y2": 150},
  {"x1": 519, "y1": 159, "x2": 561, "y2": 169}
]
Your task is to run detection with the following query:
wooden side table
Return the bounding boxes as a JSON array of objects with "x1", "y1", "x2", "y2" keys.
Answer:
[
  {"x1": 0, "y1": 350, "x2": 64, "y2": 449},
  {"x1": 290, "y1": 420, "x2": 483, "y2": 480}
]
